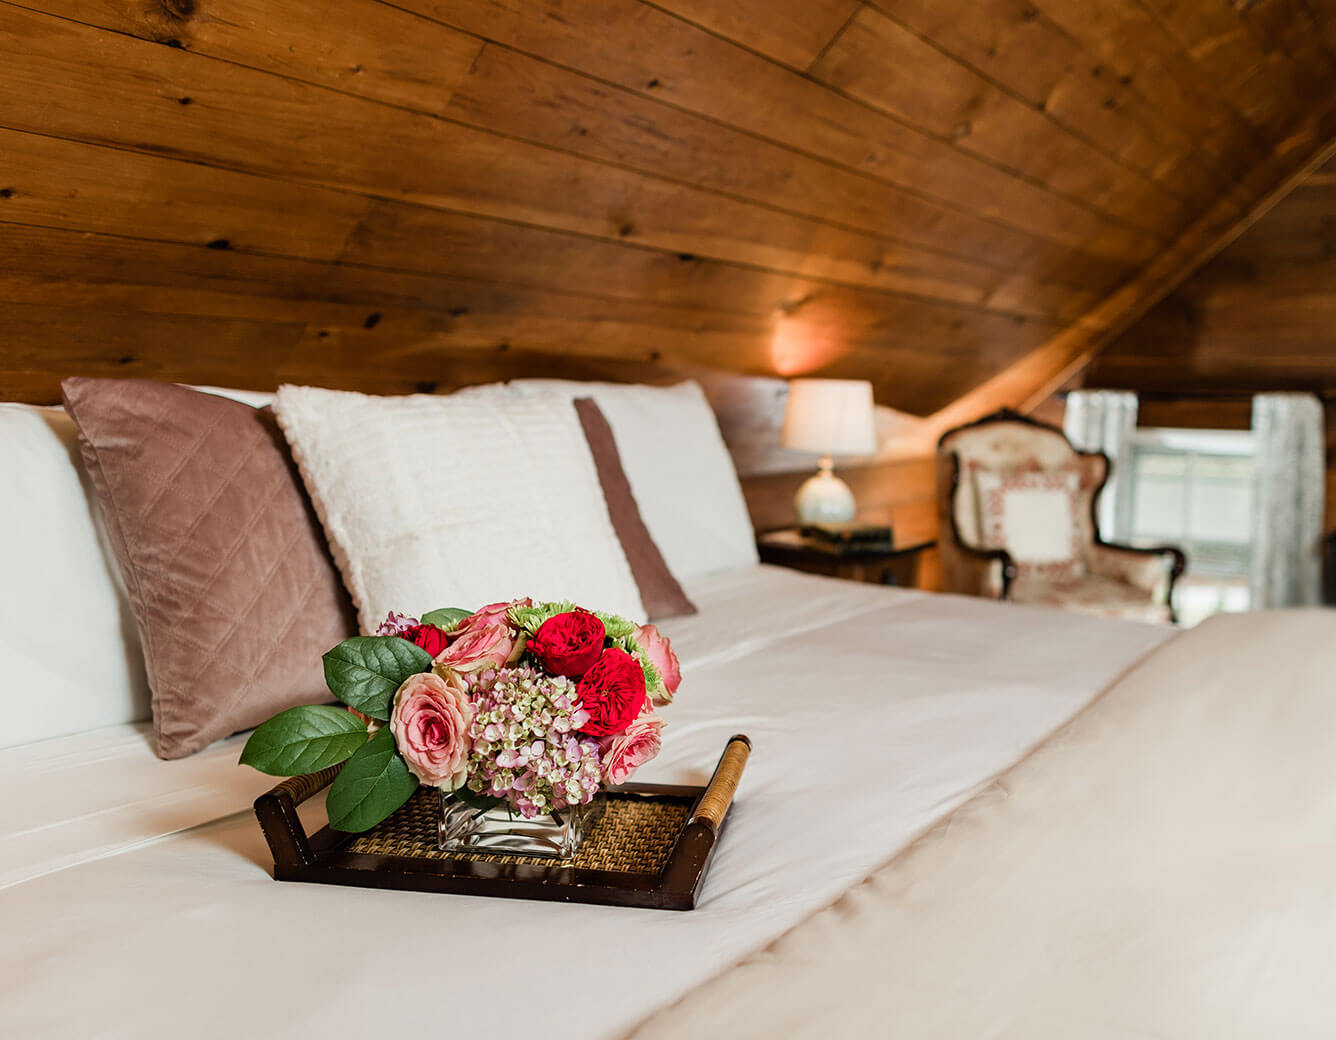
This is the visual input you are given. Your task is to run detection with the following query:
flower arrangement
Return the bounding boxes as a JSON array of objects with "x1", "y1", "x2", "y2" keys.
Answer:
[{"x1": 240, "y1": 600, "x2": 681, "y2": 833}]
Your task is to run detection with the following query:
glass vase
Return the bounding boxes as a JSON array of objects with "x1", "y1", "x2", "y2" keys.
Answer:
[{"x1": 437, "y1": 791, "x2": 597, "y2": 860}]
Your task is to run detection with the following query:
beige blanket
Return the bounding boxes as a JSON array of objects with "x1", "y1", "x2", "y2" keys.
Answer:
[{"x1": 631, "y1": 609, "x2": 1336, "y2": 1040}]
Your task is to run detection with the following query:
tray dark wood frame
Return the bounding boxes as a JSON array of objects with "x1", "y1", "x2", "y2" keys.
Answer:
[{"x1": 254, "y1": 734, "x2": 750, "y2": 911}]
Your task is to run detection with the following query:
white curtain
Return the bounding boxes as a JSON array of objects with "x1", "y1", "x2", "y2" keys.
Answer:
[
  {"x1": 1250, "y1": 393, "x2": 1325, "y2": 608},
  {"x1": 1064, "y1": 390, "x2": 1138, "y2": 540}
]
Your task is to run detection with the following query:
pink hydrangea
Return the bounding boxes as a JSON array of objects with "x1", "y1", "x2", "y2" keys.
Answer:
[
  {"x1": 463, "y1": 665, "x2": 602, "y2": 818},
  {"x1": 376, "y1": 612, "x2": 420, "y2": 638}
]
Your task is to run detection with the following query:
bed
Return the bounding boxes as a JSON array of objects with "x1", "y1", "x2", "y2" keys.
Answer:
[
  {"x1": 1, "y1": 382, "x2": 1328, "y2": 1038},
  {"x1": 3, "y1": 564, "x2": 1172, "y2": 1038}
]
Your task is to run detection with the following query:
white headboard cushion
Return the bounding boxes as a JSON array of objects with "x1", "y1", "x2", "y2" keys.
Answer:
[{"x1": 0, "y1": 404, "x2": 150, "y2": 747}]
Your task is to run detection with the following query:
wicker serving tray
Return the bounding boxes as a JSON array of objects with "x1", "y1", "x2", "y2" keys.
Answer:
[{"x1": 254, "y1": 735, "x2": 750, "y2": 910}]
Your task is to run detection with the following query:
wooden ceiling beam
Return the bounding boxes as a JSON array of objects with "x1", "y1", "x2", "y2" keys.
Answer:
[{"x1": 874, "y1": 92, "x2": 1336, "y2": 455}]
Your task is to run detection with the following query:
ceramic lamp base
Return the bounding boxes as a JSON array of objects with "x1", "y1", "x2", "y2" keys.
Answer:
[{"x1": 794, "y1": 457, "x2": 857, "y2": 525}]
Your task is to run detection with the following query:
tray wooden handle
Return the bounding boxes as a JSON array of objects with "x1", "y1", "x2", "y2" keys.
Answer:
[
  {"x1": 689, "y1": 734, "x2": 751, "y2": 835},
  {"x1": 253, "y1": 763, "x2": 342, "y2": 871}
]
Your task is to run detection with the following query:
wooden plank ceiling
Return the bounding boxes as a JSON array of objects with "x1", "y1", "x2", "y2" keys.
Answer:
[
  {"x1": 1091, "y1": 153, "x2": 1336, "y2": 397},
  {"x1": 2, "y1": 0, "x2": 1336, "y2": 417}
]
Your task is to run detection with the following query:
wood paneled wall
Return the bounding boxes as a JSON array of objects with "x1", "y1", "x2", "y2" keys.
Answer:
[
  {"x1": 3, "y1": 0, "x2": 1336, "y2": 424},
  {"x1": 1092, "y1": 155, "x2": 1336, "y2": 398},
  {"x1": 1092, "y1": 155, "x2": 1336, "y2": 533}
]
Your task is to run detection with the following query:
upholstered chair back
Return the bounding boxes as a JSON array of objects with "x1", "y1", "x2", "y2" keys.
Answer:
[
  {"x1": 935, "y1": 410, "x2": 1183, "y2": 621},
  {"x1": 937, "y1": 416, "x2": 1107, "y2": 556}
]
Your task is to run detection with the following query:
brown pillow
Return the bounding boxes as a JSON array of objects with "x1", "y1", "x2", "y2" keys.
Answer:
[
  {"x1": 573, "y1": 397, "x2": 696, "y2": 620},
  {"x1": 61, "y1": 379, "x2": 357, "y2": 759}
]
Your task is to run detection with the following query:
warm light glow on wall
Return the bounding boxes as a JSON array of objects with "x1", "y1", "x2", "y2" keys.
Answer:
[{"x1": 768, "y1": 302, "x2": 853, "y2": 376}]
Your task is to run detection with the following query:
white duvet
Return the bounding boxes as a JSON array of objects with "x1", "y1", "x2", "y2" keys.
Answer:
[
  {"x1": 0, "y1": 567, "x2": 1169, "y2": 1039},
  {"x1": 631, "y1": 609, "x2": 1336, "y2": 1040}
]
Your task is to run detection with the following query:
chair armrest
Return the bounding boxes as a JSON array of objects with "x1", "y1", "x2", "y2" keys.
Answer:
[
  {"x1": 941, "y1": 539, "x2": 1017, "y2": 600},
  {"x1": 1089, "y1": 542, "x2": 1186, "y2": 605}
]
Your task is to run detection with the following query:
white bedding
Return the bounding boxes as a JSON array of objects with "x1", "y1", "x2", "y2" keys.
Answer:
[
  {"x1": 0, "y1": 567, "x2": 1169, "y2": 1038},
  {"x1": 631, "y1": 609, "x2": 1336, "y2": 1039}
]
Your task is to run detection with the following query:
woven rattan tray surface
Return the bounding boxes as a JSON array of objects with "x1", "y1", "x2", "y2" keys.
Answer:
[
  {"x1": 254, "y1": 735, "x2": 749, "y2": 910},
  {"x1": 347, "y1": 788, "x2": 691, "y2": 874}
]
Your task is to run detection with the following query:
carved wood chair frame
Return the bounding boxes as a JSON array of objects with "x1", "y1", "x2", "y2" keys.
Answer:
[{"x1": 937, "y1": 407, "x2": 1187, "y2": 620}]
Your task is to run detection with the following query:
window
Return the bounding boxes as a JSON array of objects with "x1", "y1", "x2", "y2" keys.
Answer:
[{"x1": 1121, "y1": 428, "x2": 1255, "y2": 626}]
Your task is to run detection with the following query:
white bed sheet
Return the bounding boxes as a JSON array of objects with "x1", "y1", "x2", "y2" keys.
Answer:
[{"x1": 0, "y1": 567, "x2": 1171, "y2": 1039}]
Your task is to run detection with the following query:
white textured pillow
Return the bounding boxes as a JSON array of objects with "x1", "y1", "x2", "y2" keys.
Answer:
[
  {"x1": 0, "y1": 405, "x2": 150, "y2": 747},
  {"x1": 502, "y1": 380, "x2": 758, "y2": 583},
  {"x1": 273, "y1": 385, "x2": 647, "y2": 629}
]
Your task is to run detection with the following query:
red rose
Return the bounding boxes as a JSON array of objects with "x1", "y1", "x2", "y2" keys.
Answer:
[
  {"x1": 400, "y1": 624, "x2": 449, "y2": 658},
  {"x1": 529, "y1": 610, "x2": 606, "y2": 678},
  {"x1": 576, "y1": 648, "x2": 646, "y2": 737}
]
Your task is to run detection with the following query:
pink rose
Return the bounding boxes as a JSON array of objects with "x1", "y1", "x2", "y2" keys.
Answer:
[
  {"x1": 389, "y1": 672, "x2": 474, "y2": 791},
  {"x1": 599, "y1": 711, "x2": 664, "y2": 786},
  {"x1": 453, "y1": 598, "x2": 530, "y2": 636},
  {"x1": 633, "y1": 623, "x2": 681, "y2": 705},
  {"x1": 433, "y1": 624, "x2": 515, "y2": 675}
]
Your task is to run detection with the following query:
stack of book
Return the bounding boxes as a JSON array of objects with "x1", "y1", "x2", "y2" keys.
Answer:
[{"x1": 798, "y1": 523, "x2": 896, "y2": 554}]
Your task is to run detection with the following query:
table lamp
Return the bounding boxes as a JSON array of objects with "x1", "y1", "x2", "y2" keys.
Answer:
[{"x1": 781, "y1": 378, "x2": 877, "y2": 525}]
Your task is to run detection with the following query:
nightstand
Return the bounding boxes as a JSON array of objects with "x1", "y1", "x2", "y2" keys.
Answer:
[{"x1": 756, "y1": 528, "x2": 937, "y2": 588}]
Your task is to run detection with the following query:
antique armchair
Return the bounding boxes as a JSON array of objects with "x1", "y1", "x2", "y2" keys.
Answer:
[{"x1": 936, "y1": 409, "x2": 1185, "y2": 623}]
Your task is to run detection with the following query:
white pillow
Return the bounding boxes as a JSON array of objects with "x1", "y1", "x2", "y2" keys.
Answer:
[
  {"x1": 973, "y1": 466, "x2": 1085, "y2": 582},
  {"x1": 502, "y1": 380, "x2": 758, "y2": 583},
  {"x1": 273, "y1": 385, "x2": 647, "y2": 629},
  {"x1": 187, "y1": 384, "x2": 275, "y2": 407},
  {"x1": 0, "y1": 405, "x2": 150, "y2": 747}
]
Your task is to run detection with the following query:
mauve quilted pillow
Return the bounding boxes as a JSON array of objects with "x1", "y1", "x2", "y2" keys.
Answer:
[{"x1": 62, "y1": 378, "x2": 357, "y2": 759}]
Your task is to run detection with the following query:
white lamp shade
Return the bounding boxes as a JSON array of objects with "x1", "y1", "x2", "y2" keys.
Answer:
[{"x1": 781, "y1": 379, "x2": 877, "y2": 456}]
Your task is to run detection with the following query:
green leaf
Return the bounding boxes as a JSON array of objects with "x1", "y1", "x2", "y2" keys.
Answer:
[
  {"x1": 239, "y1": 705, "x2": 369, "y2": 776},
  {"x1": 421, "y1": 607, "x2": 472, "y2": 631},
  {"x1": 325, "y1": 727, "x2": 419, "y2": 832},
  {"x1": 322, "y1": 636, "x2": 431, "y2": 720}
]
